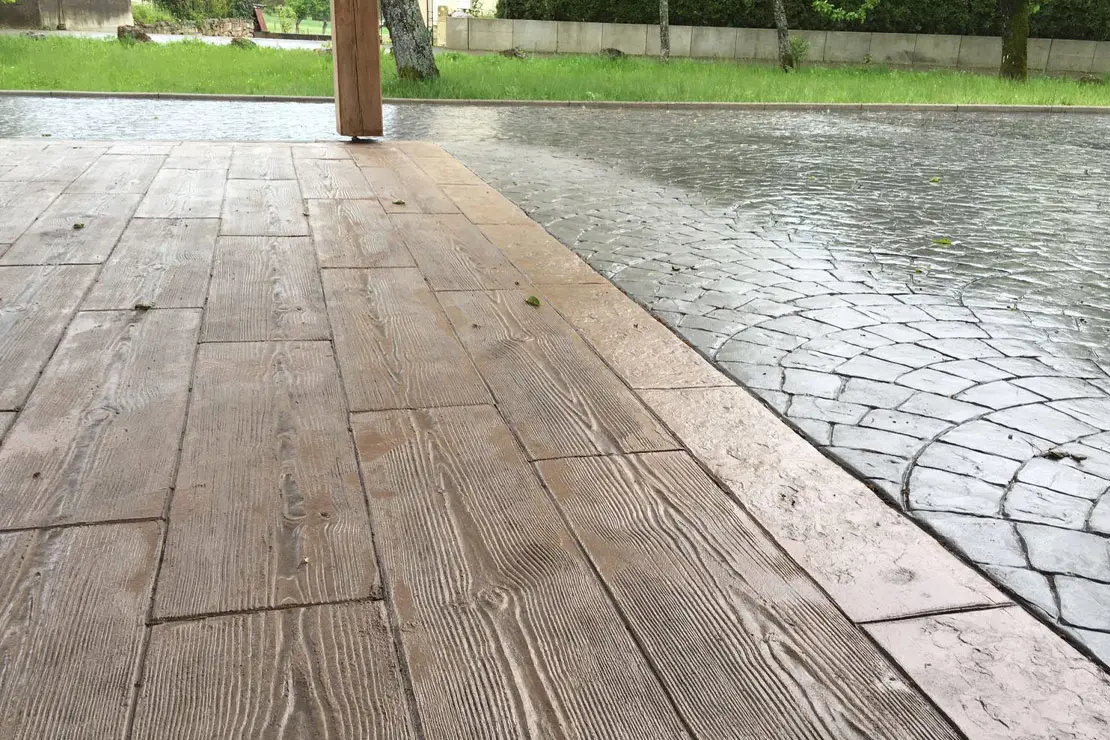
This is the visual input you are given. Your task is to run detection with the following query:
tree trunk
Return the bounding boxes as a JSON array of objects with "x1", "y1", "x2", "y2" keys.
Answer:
[
  {"x1": 659, "y1": 0, "x2": 670, "y2": 61},
  {"x1": 295, "y1": 19, "x2": 301, "y2": 33},
  {"x1": 380, "y1": 0, "x2": 439, "y2": 81},
  {"x1": 999, "y1": 0, "x2": 1032, "y2": 81},
  {"x1": 321, "y1": 20, "x2": 328, "y2": 34},
  {"x1": 773, "y1": 0, "x2": 794, "y2": 71}
]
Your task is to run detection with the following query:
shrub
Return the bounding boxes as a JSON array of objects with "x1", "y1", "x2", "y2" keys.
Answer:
[
  {"x1": 789, "y1": 34, "x2": 810, "y2": 66},
  {"x1": 153, "y1": 0, "x2": 253, "y2": 22},
  {"x1": 498, "y1": 1, "x2": 1110, "y2": 42},
  {"x1": 132, "y1": 3, "x2": 176, "y2": 24}
]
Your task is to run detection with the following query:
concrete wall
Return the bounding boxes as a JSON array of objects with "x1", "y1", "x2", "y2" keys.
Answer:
[
  {"x1": 1, "y1": 0, "x2": 131, "y2": 31},
  {"x1": 447, "y1": 17, "x2": 1110, "y2": 75}
]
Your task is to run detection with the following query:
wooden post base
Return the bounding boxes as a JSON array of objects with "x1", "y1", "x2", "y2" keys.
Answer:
[{"x1": 330, "y1": 0, "x2": 384, "y2": 138}]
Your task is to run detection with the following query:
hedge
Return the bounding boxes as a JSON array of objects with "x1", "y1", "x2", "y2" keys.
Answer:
[
  {"x1": 496, "y1": 1, "x2": 1110, "y2": 42},
  {"x1": 154, "y1": 0, "x2": 254, "y2": 22}
]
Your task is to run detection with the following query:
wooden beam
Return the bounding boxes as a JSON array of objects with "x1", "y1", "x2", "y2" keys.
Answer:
[{"x1": 331, "y1": 0, "x2": 383, "y2": 138}]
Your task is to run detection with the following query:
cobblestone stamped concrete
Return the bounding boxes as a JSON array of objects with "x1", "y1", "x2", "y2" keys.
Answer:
[
  {"x1": 4, "y1": 97, "x2": 1110, "y2": 666},
  {"x1": 390, "y1": 106, "x2": 1110, "y2": 666}
]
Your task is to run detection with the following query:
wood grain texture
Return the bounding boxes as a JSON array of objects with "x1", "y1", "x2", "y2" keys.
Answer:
[
  {"x1": 351, "y1": 405, "x2": 689, "y2": 740},
  {"x1": 163, "y1": 142, "x2": 233, "y2": 170},
  {"x1": 307, "y1": 198, "x2": 414, "y2": 268},
  {"x1": 0, "y1": 523, "x2": 160, "y2": 740},
  {"x1": 441, "y1": 183, "x2": 533, "y2": 225},
  {"x1": 135, "y1": 168, "x2": 226, "y2": 218},
  {"x1": 107, "y1": 142, "x2": 177, "y2": 155},
  {"x1": 221, "y1": 179, "x2": 309, "y2": 236},
  {"x1": 83, "y1": 218, "x2": 219, "y2": 310},
  {"x1": 1, "y1": 192, "x2": 141, "y2": 264},
  {"x1": 291, "y1": 143, "x2": 354, "y2": 160},
  {"x1": 1, "y1": 145, "x2": 102, "y2": 183},
  {"x1": 230, "y1": 144, "x2": 296, "y2": 179},
  {"x1": 536, "y1": 452, "x2": 962, "y2": 740},
  {"x1": 133, "y1": 603, "x2": 416, "y2": 740},
  {"x1": 0, "y1": 412, "x2": 13, "y2": 440},
  {"x1": 295, "y1": 158, "x2": 373, "y2": 199},
  {"x1": 0, "y1": 309, "x2": 201, "y2": 529},
  {"x1": 439, "y1": 290, "x2": 676, "y2": 459},
  {"x1": 203, "y1": 236, "x2": 329, "y2": 342},
  {"x1": 408, "y1": 153, "x2": 485, "y2": 186},
  {"x1": 0, "y1": 180, "x2": 65, "y2": 243},
  {"x1": 480, "y1": 222, "x2": 607, "y2": 285},
  {"x1": 322, "y1": 268, "x2": 491, "y2": 411},
  {"x1": 65, "y1": 154, "x2": 165, "y2": 194},
  {"x1": 360, "y1": 160, "x2": 460, "y2": 214},
  {"x1": 330, "y1": 0, "x2": 382, "y2": 137},
  {"x1": 156, "y1": 341, "x2": 378, "y2": 618},
  {"x1": 0, "y1": 265, "x2": 98, "y2": 408},
  {"x1": 391, "y1": 214, "x2": 524, "y2": 291}
]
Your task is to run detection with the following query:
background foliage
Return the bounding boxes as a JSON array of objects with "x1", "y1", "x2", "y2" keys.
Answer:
[{"x1": 496, "y1": 1, "x2": 1110, "y2": 42}]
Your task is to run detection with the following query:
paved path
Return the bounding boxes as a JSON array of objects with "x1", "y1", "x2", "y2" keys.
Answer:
[{"x1": 1, "y1": 97, "x2": 1109, "y2": 667}]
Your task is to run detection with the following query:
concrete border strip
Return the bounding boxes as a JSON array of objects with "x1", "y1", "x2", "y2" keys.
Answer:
[{"x1": 0, "y1": 89, "x2": 1108, "y2": 114}]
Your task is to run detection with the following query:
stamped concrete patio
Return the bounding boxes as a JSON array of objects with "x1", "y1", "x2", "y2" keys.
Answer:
[{"x1": 0, "y1": 138, "x2": 1107, "y2": 739}]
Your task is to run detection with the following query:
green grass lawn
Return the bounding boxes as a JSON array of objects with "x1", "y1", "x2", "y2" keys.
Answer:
[
  {"x1": 1, "y1": 36, "x2": 1107, "y2": 106},
  {"x1": 261, "y1": 11, "x2": 329, "y2": 36}
]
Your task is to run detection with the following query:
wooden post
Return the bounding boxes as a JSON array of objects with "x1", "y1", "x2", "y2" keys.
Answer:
[{"x1": 330, "y1": 0, "x2": 383, "y2": 138}]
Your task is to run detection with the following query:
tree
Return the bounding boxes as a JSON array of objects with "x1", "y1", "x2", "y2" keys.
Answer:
[
  {"x1": 659, "y1": 0, "x2": 670, "y2": 60},
  {"x1": 310, "y1": 0, "x2": 329, "y2": 33},
  {"x1": 286, "y1": 0, "x2": 311, "y2": 32},
  {"x1": 773, "y1": 0, "x2": 795, "y2": 70},
  {"x1": 999, "y1": 0, "x2": 1034, "y2": 80},
  {"x1": 380, "y1": 0, "x2": 439, "y2": 80}
]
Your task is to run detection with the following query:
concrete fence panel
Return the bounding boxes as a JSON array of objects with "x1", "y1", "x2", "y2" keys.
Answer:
[
  {"x1": 690, "y1": 26, "x2": 737, "y2": 59},
  {"x1": 825, "y1": 31, "x2": 872, "y2": 63},
  {"x1": 1028, "y1": 38, "x2": 1052, "y2": 72},
  {"x1": 958, "y1": 36, "x2": 1003, "y2": 70},
  {"x1": 446, "y1": 17, "x2": 469, "y2": 51},
  {"x1": 912, "y1": 34, "x2": 961, "y2": 67},
  {"x1": 513, "y1": 19, "x2": 557, "y2": 53},
  {"x1": 602, "y1": 23, "x2": 648, "y2": 56},
  {"x1": 469, "y1": 18, "x2": 513, "y2": 51},
  {"x1": 870, "y1": 33, "x2": 916, "y2": 65},
  {"x1": 646, "y1": 25, "x2": 693, "y2": 57},
  {"x1": 796, "y1": 30, "x2": 828, "y2": 63},
  {"x1": 1048, "y1": 39, "x2": 1097, "y2": 73},
  {"x1": 1094, "y1": 43, "x2": 1110, "y2": 74},
  {"x1": 556, "y1": 21, "x2": 603, "y2": 54}
]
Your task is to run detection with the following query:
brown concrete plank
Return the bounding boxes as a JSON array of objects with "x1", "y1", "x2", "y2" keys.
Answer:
[
  {"x1": 107, "y1": 142, "x2": 177, "y2": 155},
  {"x1": 0, "y1": 309, "x2": 200, "y2": 529},
  {"x1": 156, "y1": 341, "x2": 378, "y2": 618},
  {"x1": 1, "y1": 192, "x2": 140, "y2": 265},
  {"x1": 351, "y1": 405, "x2": 689, "y2": 739},
  {"x1": 0, "y1": 523, "x2": 159, "y2": 740},
  {"x1": 481, "y1": 223, "x2": 607, "y2": 285},
  {"x1": 163, "y1": 142, "x2": 233, "y2": 170},
  {"x1": 440, "y1": 290, "x2": 676, "y2": 459},
  {"x1": 290, "y1": 143, "x2": 354, "y2": 159},
  {"x1": 865, "y1": 607, "x2": 1110, "y2": 740},
  {"x1": 0, "y1": 265, "x2": 98, "y2": 409},
  {"x1": 640, "y1": 386, "x2": 1008, "y2": 622},
  {"x1": 323, "y1": 268, "x2": 491, "y2": 411},
  {"x1": 135, "y1": 168, "x2": 226, "y2": 219},
  {"x1": 537, "y1": 451, "x2": 962, "y2": 740},
  {"x1": 220, "y1": 179, "x2": 309, "y2": 236},
  {"x1": 0, "y1": 412, "x2": 13, "y2": 439},
  {"x1": 202, "y1": 236, "x2": 328, "y2": 342},
  {"x1": 83, "y1": 218, "x2": 219, "y2": 310},
  {"x1": 133, "y1": 603, "x2": 416, "y2": 740},
  {"x1": 65, "y1": 154, "x2": 165, "y2": 194},
  {"x1": 399, "y1": 145, "x2": 485, "y2": 186},
  {"x1": 441, "y1": 183, "x2": 532, "y2": 225},
  {"x1": 0, "y1": 145, "x2": 102, "y2": 183},
  {"x1": 295, "y1": 158, "x2": 373, "y2": 199},
  {"x1": 308, "y1": 199, "x2": 415, "y2": 268},
  {"x1": 229, "y1": 144, "x2": 297, "y2": 179},
  {"x1": 392, "y1": 214, "x2": 524, "y2": 291},
  {"x1": 0, "y1": 181, "x2": 65, "y2": 243},
  {"x1": 360, "y1": 160, "x2": 460, "y2": 214},
  {"x1": 544, "y1": 283, "x2": 733, "y2": 389}
]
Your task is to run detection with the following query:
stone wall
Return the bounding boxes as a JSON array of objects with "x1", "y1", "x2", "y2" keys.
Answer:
[
  {"x1": 135, "y1": 19, "x2": 254, "y2": 38},
  {"x1": 0, "y1": 0, "x2": 132, "y2": 31},
  {"x1": 446, "y1": 17, "x2": 1110, "y2": 75}
]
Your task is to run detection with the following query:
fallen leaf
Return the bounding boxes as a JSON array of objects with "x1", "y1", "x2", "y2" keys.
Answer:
[
  {"x1": 72, "y1": 223, "x2": 85, "y2": 230},
  {"x1": 525, "y1": 295, "x2": 540, "y2": 307},
  {"x1": 133, "y1": 302, "x2": 153, "y2": 311},
  {"x1": 392, "y1": 199, "x2": 406, "y2": 205},
  {"x1": 932, "y1": 237, "x2": 952, "y2": 246},
  {"x1": 930, "y1": 177, "x2": 941, "y2": 183}
]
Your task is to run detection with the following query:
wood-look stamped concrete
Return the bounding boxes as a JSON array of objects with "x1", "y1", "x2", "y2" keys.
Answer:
[{"x1": 0, "y1": 139, "x2": 1104, "y2": 739}]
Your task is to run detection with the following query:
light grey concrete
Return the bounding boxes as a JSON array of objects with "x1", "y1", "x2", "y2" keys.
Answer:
[
  {"x1": 446, "y1": 16, "x2": 469, "y2": 52},
  {"x1": 1048, "y1": 39, "x2": 1098, "y2": 74},
  {"x1": 645, "y1": 24, "x2": 692, "y2": 58},
  {"x1": 824, "y1": 31, "x2": 872, "y2": 63},
  {"x1": 1029, "y1": 38, "x2": 1052, "y2": 73},
  {"x1": 556, "y1": 20, "x2": 602, "y2": 54},
  {"x1": 513, "y1": 19, "x2": 557, "y2": 53},
  {"x1": 468, "y1": 17, "x2": 513, "y2": 52},
  {"x1": 601, "y1": 23, "x2": 647, "y2": 56},
  {"x1": 958, "y1": 35, "x2": 1003, "y2": 70},
  {"x1": 869, "y1": 33, "x2": 916, "y2": 65},
  {"x1": 796, "y1": 30, "x2": 828, "y2": 64},
  {"x1": 0, "y1": 0, "x2": 130, "y2": 31},
  {"x1": 1096, "y1": 43, "x2": 1110, "y2": 75},
  {"x1": 689, "y1": 26, "x2": 737, "y2": 59},
  {"x1": 912, "y1": 34, "x2": 962, "y2": 67}
]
